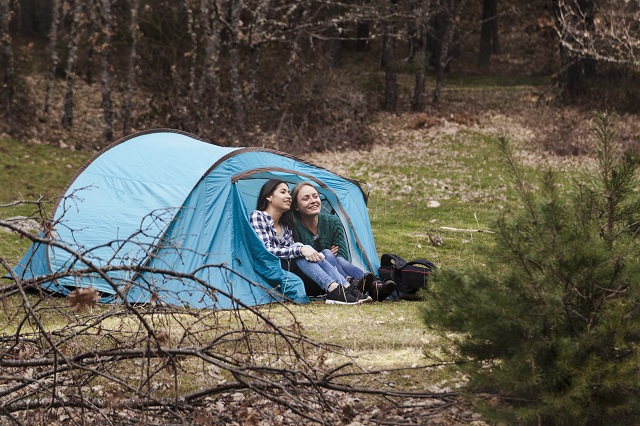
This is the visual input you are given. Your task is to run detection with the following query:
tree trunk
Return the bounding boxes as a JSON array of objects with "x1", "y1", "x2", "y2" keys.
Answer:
[
  {"x1": 432, "y1": 0, "x2": 467, "y2": 105},
  {"x1": 356, "y1": 21, "x2": 369, "y2": 52},
  {"x1": 122, "y1": 0, "x2": 139, "y2": 135},
  {"x1": 554, "y1": 0, "x2": 597, "y2": 98},
  {"x1": 382, "y1": 1, "x2": 397, "y2": 112},
  {"x1": 411, "y1": 0, "x2": 431, "y2": 112},
  {"x1": 281, "y1": 38, "x2": 300, "y2": 103},
  {"x1": 427, "y1": 11, "x2": 446, "y2": 69},
  {"x1": 198, "y1": 0, "x2": 221, "y2": 126},
  {"x1": 478, "y1": 0, "x2": 499, "y2": 68},
  {"x1": 186, "y1": 2, "x2": 198, "y2": 99},
  {"x1": 17, "y1": 0, "x2": 54, "y2": 36},
  {"x1": 99, "y1": 0, "x2": 114, "y2": 142},
  {"x1": 0, "y1": 0, "x2": 15, "y2": 113},
  {"x1": 84, "y1": 2, "x2": 95, "y2": 85},
  {"x1": 280, "y1": 7, "x2": 305, "y2": 105},
  {"x1": 44, "y1": 0, "x2": 60, "y2": 115},
  {"x1": 412, "y1": 61, "x2": 426, "y2": 112},
  {"x1": 228, "y1": 0, "x2": 245, "y2": 131},
  {"x1": 61, "y1": 0, "x2": 82, "y2": 130},
  {"x1": 246, "y1": 0, "x2": 270, "y2": 128}
]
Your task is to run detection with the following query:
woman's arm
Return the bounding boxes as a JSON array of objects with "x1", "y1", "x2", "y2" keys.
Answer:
[
  {"x1": 324, "y1": 214, "x2": 350, "y2": 261},
  {"x1": 250, "y1": 210, "x2": 303, "y2": 259}
]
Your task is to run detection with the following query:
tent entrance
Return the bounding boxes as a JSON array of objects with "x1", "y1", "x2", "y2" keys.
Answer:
[{"x1": 232, "y1": 168, "x2": 375, "y2": 273}]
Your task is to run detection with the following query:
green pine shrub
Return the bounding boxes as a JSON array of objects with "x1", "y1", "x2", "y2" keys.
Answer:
[{"x1": 421, "y1": 111, "x2": 640, "y2": 425}]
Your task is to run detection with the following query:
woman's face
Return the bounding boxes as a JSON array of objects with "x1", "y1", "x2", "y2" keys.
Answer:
[
  {"x1": 267, "y1": 183, "x2": 292, "y2": 212},
  {"x1": 295, "y1": 185, "x2": 321, "y2": 217}
]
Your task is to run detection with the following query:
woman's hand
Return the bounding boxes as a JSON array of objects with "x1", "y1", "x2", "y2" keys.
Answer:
[
  {"x1": 330, "y1": 245, "x2": 339, "y2": 256},
  {"x1": 301, "y1": 245, "x2": 325, "y2": 262}
]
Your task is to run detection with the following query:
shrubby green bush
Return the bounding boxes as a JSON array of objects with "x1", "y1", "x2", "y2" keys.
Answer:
[{"x1": 421, "y1": 112, "x2": 640, "y2": 425}]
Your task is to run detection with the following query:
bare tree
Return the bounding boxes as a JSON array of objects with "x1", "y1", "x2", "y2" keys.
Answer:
[
  {"x1": 478, "y1": 0, "x2": 500, "y2": 68},
  {"x1": 432, "y1": 0, "x2": 467, "y2": 105},
  {"x1": 382, "y1": 0, "x2": 398, "y2": 112},
  {"x1": 553, "y1": 0, "x2": 640, "y2": 98},
  {"x1": 98, "y1": 0, "x2": 114, "y2": 142},
  {"x1": 43, "y1": 0, "x2": 61, "y2": 115},
  {"x1": 186, "y1": 0, "x2": 198, "y2": 99},
  {"x1": 228, "y1": 0, "x2": 246, "y2": 131},
  {"x1": 554, "y1": 0, "x2": 596, "y2": 97},
  {"x1": 245, "y1": 0, "x2": 271, "y2": 127},
  {"x1": 554, "y1": 0, "x2": 640, "y2": 66},
  {"x1": 197, "y1": 0, "x2": 222, "y2": 131},
  {"x1": 61, "y1": 0, "x2": 83, "y2": 130},
  {"x1": 280, "y1": 5, "x2": 305, "y2": 105},
  {"x1": 0, "y1": 0, "x2": 14, "y2": 114},
  {"x1": 122, "y1": 0, "x2": 140, "y2": 135},
  {"x1": 410, "y1": 0, "x2": 432, "y2": 112}
]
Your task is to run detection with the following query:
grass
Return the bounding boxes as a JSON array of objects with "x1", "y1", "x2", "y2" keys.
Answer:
[{"x1": 0, "y1": 136, "x2": 90, "y2": 262}]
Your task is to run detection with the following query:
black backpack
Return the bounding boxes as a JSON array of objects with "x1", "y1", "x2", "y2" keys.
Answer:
[{"x1": 378, "y1": 253, "x2": 436, "y2": 300}]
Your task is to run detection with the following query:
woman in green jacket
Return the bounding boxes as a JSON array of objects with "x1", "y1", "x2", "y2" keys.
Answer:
[{"x1": 291, "y1": 182, "x2": 396, "y2": 301}]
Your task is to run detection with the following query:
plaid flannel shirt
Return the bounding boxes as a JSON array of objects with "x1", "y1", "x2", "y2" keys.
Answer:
[{"x1": 249, "y1": 210, "x2": 303, "y2": 259}]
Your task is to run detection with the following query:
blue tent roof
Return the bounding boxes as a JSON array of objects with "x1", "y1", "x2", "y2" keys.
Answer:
[{"x1": 14, "y1": 130, "x2": 380, "y2": 309}]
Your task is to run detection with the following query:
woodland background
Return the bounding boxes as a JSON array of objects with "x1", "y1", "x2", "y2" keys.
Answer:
[{"x1": 1, "y1": 0, "x2": 639, "y2": 154}]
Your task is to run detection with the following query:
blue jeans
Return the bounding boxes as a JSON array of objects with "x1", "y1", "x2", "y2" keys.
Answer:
[
  {"x1": 294, "y1": 255, "x2": 349, "y2": 291},
  {"x1": 320, "y1": 249, "x2": 364, "y2": 281}
]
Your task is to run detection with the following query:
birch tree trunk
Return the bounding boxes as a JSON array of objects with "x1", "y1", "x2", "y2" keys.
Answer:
[
  {"x1": 186, "y1": 1, "x2": 198, "y2": 99},
  {"x1": 44, "y1": 0, "x2": 61, "y2": 115},
  {"x1": 228, "y1": 0, "x2": 245, "y2": 130},
  {"x1": 61, "y1": 0, "x2": 83, "y2": 130},
  {"x1": 122, "y1": 0, "x2": 140, "y2": 135}
]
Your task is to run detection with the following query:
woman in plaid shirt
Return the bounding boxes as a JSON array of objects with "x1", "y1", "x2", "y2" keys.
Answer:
[{"x1": 250, "y1": 179, "x2": 370, "y2": 305}]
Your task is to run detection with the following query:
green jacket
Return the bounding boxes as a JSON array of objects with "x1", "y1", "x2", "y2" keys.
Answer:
[{"x1": 293, "y1": 214, "x2": 350, "y2": 261}]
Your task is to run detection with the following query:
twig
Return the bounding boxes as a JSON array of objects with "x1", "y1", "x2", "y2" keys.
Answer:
[{"x1": 439, "y1": 226, "x2": 495, "y2": 234}]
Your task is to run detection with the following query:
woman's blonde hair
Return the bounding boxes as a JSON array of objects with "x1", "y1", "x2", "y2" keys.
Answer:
[{"x1": 290, "y1": 182, "x2": 318, "y2": 218}]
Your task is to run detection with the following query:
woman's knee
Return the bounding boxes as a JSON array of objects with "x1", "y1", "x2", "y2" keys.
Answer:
[{"x1": 321, "y1": 249, "x2": 336, "y2": 259}]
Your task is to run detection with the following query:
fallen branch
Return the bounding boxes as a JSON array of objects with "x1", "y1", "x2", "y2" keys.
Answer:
[{"x1": 439, "y1": 226, "x2": 495, "y2": 234}]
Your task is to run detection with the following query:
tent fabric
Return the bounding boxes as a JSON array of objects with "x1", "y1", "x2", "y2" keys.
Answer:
[{"x1": 13, "y1": 129, "x2": 380, "y2": 309}]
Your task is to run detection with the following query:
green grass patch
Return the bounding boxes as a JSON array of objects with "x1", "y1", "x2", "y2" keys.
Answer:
[
  {"x1": 0, "y1": 136, "x2": 90, "y2": 263},
  {"x1": 0, "y1": 137, "x2": 90, "y2": 203}
]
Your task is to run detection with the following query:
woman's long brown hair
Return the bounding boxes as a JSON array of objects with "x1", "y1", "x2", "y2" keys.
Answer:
[{"x1": 256, "y1": 179, "x2": 293, "y2": 228}]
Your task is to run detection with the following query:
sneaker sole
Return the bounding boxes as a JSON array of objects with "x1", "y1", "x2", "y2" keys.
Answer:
[{"x1": 325, "y1": 298, "x2": 365, "y2": 305}]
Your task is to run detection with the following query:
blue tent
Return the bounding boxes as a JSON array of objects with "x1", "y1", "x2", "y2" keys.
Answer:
[{"x1": 14, "y1": 130, "x2": 380, "y2": 309}]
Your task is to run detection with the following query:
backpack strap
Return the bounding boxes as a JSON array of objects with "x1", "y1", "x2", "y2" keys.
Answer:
[
  {"x1": 404, "y1": 259, "x2": 436, "y2": 271},
  {"x1": 389, "y1": 258, "x2": 435, "y2": 285},
  {"x1": 380, "y1": 253, "x2": 408, "y2": 269}
]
